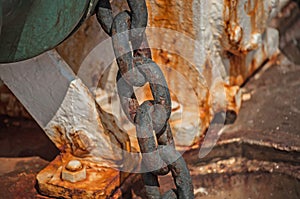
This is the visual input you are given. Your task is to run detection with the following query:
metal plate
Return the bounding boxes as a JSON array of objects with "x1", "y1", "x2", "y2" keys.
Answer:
[{"x1": 0, "y1": 0, "x2": 90, "y2": 63}]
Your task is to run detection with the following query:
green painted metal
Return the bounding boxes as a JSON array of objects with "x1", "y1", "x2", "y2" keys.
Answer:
[{"x1": 0, "y1": 0, "x2": 94, "y2": 63}]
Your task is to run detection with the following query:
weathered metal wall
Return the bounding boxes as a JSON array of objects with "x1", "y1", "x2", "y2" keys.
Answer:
[{"x1": 145, "y1": 0, "x2": 282, "y2": 146}]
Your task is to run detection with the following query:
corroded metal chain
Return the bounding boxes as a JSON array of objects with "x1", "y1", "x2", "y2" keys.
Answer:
[{"x1": 96, "y1": 0, "x2": 194, "y2": 198}]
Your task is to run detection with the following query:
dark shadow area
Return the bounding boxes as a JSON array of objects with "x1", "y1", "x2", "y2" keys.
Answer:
[{"x1": 0, "y1": 115, "x2": 59, "y2": 161}]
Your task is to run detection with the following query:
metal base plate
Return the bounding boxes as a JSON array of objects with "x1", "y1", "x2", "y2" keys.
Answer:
[{"x1": 36, "y1": 154, "x2": 121, "y2": 199}]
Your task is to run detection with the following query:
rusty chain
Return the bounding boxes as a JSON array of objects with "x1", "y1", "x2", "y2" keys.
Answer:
[{"x1": 96, "y1": 0, "x2": 194, "y2": 198}]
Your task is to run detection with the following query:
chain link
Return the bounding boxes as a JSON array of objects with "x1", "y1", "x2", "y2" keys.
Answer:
[{"x1": 96, "y1": 1, "x2": 194, "y2": 198}]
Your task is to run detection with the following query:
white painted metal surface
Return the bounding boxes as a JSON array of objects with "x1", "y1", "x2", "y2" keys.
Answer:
[{"x1": 0, "y1": 50, "x2": 123, "y2": 167}]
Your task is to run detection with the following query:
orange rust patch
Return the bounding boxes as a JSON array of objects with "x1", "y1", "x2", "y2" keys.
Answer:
[
  {"x1": 146, "y1": 0, "x2": 195, "y2": 36},
  {"x1": 223, "y1": 0, "x2": 241, "y2": 53},
  {"x1": 37, "y1": 153, "x2": 122, "y2": 199},
  {"x1": 247, "y1": 0, "x2": 266, "y2": 35},
  {"x1": 228, "y1": 52, "x2": 247, "y2": 86}
]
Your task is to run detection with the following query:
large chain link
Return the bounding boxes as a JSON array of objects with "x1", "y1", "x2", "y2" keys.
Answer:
[{"x1": 96, "y1": 1, "x2": 194, "y2": 198}]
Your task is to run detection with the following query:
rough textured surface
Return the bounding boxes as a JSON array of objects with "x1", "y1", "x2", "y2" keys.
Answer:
[
  {"x1": 225, "y1": 58, "x2": 300, "y2": 137},
  {"x1": 111, "y1": 55, "x2": 300, "y2": 198},
  {"x1": 0, "y1": 157, "x2": 50, "y2": 199},
  {"x1": 0, "y1": 1, "x2": 298, "y2": 199},
  {"x1": 0, "y1": 50, "x2": 130, "y2": 197},
  {"x1": 54, "y1": 0, "x2": 285, "y2": 147},
  {"x1": 0, "y1": 117, "x2": 128, "y2": 199},
  {"x1": 0, "y1": 0, "x2": 287, "y2": 147},
  {"x1": 43, "y1": 78, "x2": 123, "y2": 166},
  {"x1": 37, "y1": 155, "x2": 121, "y2": 199},
  {"x1": 271, "y1": 1, "x2": 300, "y2": 64},
  {"x1": 146, "y1": 0, "x2": 283, "y2": 145},
  {"x1": 1, "y1": 54, "x2": 300, "y2": 198},
  {"x1": 0, "y1": 50, "x2": 129, "y2": 167}
]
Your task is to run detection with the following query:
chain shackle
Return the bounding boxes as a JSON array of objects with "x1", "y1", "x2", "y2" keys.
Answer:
[{"x1": 96, "y1": 1, "x2": 194, "y2": 198}]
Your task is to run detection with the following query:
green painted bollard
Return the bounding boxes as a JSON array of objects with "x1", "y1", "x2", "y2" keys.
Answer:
[{"x1": 0, "y1": 0, "x2": 98, "y2": 63}]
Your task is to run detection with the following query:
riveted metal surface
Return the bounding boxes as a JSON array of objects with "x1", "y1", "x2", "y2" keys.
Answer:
[{"x1": 0, "y1": 0, "x2": 95, "y2": 63}]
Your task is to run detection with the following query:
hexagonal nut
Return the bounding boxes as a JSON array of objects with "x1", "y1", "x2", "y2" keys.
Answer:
[{"x1": 61, "y1": 160, "x2": 86, "y2": 183}]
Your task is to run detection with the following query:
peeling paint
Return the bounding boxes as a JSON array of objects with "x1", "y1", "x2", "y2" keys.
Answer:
[
  {"x1": 145, "y1": 0, "x2": 281, "y2": 146},
  {"x1": 44, "y1": 78, "x2": 124, "y2": 168},
  {"x1": 0, "y1": 0, "x2": 283, "y2": 149}
]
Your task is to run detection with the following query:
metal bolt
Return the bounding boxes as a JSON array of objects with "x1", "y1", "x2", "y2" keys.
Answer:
[
  {"x1": 61, "y1": 160, "x2": 86, "y2": 183},
  {"x1": 65, "y1": 160, "x2": 83, "y2": 172}
]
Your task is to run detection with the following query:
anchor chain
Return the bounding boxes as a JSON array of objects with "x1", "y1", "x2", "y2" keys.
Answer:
[{"x1": 96, "y1": 1, "x2": 194, "y2": 198}]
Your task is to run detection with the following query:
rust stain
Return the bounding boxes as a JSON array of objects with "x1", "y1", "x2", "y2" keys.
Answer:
[
  {"x1": 51, "y1": 125, "x2": 70, "y2": 153},
  {"x1": 249, "y1": 58, "x2": 257, "y2": 75},
  {"x1": 37, "y1": 153, "x2": 121, "y2": 199},
  {"x1": 53, "y1": 0, "x2": 272, "y2": 148},
  {"x1": 146, "y1": 0, "x2": 195, "y2": 62},
  {"x1": 200, "y1": 88, "x2": 211, "y2": 127},
  {"x1": 202, "y1": 58, "x2": 213, "y2": 88},
  {"x1": 69, "y1": 130, "x2": 93, "y2": 156},
  {"x1": 222, "y1": 0, "x2": 268, "y2": 86},
  {"x1": 246, "y1": 0, "x2": 266, "y2": 35},
  {"x1": 146, "y1": 0, "x2": 211, "y2": 139},
  {"x1": 228, "y1": 52, "x2": 247, "y2": 86},
  {"x1": 223, "y1": 0, "x2": 241, "y2": 53},
  {"x1": 147, "y1": 0, "x2": 194, "y2": 34},
  {"x1": 224, "y1": 84, "x2": 241, "y2": 113}
]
